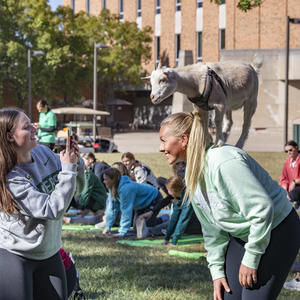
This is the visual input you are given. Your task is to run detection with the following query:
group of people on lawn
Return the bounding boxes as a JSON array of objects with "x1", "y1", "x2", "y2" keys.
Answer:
[{"x1": 0, "y1": 104, "x2": 299, "y2": 300}]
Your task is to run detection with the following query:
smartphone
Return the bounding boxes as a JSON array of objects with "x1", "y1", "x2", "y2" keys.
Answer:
[{"x1": 67, "y1": 125, "x2": 72, "y2": 149}]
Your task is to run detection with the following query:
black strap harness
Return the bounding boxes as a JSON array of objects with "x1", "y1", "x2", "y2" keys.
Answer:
[{"x1": 188, "y1": 67, "x2": 227, "y2": 111}]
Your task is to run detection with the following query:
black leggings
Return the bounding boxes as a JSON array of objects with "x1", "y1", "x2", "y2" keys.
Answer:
[
  {"x1": 224, "y1": 209, "x2": 300, "y2": 300},
  {"x1": 0, "y1": 249, "x2": 67, "y2": 300}
]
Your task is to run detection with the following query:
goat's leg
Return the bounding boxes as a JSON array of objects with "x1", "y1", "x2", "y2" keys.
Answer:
[
  {"x1": 235, "y1": 96, "x2": 257, "y2": 149},
  {"x1": 214, "y1": 106, "x2": 226, "y2": 146},
  {"x1": 222, "y1": 111, "x2": 233, "y2": 142}
]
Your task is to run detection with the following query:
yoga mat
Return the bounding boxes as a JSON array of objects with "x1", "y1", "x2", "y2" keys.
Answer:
[
  {"x1": 117, "y1": 235, "x2": 203, "y2": 247},
  {"x1": 62, "y1": 225, "x2": 119, "y2": 232},
  {"x1": 168, "y1": 250, "x2": 206, "y2": 260}
]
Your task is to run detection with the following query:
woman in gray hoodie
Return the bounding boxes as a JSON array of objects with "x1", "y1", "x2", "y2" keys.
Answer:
[{"x1": 0, "y1": 108, "x2": 84, "y2": 300}]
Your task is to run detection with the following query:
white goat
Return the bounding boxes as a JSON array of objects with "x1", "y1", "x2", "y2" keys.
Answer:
[{"x1": 143, "y1": 58, "x2": 262, "y2": 148}]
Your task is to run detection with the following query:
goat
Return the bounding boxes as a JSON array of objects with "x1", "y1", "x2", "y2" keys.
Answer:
[{"x1": 142, "y1": 58, "x2": 262, "y2": 148}]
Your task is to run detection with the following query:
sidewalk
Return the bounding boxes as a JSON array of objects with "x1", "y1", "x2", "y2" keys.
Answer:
[{"x1": 113, "y1": 127, "x2": 284, "y2": 153}]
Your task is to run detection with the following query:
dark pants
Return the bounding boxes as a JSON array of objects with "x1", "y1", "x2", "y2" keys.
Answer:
[
  {"x1": 289, "y1": 186, "x2": 300, "y2": 208},
  {"x1": 137, "y1": 192, "x2": 164, "y2": 227},
  {"x1": 0, "y1": 249, "x2": 67, "y2": 300},
  {"x1": 224, "y1": 209, "x2": 300, "y2": 300}
]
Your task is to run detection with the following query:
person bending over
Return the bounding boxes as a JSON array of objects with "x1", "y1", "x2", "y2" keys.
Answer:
[
  {"x1": 0, "y1": 108, "x2": 84, "y2": 300},
  {"x1": 102, "y1": 168, "x2": 164, "y2": 237},
  {"x1": 161, "y1": 176, "x2": 201, "y2": 245},
  {"x1": 159, "y1": 110, "x2": 300, "y2": 300}
]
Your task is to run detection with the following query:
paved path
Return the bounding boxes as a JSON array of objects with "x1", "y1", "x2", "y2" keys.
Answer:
[{"x1": 113, "y1": 127, "x2": 285, "y2": 153}]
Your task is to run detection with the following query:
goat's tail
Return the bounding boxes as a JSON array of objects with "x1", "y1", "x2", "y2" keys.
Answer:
[{"x1": 251, "y1": 54, "x2": 264, "y2": 73}]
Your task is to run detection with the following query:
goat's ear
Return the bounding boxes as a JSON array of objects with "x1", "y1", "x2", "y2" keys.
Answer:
[{"x1": 141, "y1": 76, "x2": 151, "y2": 80}]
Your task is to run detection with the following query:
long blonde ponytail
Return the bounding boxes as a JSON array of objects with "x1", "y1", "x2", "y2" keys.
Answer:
[
  {"x1": 160, "y1": 108, "x2": 211, "y2": 204},
  {"x1": 185, "y1": 107, "x2": 211, "y2": 202}
]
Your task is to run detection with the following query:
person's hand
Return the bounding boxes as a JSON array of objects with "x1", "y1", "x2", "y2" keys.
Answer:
[
  {"x1": 161, "y1": 240, "x2": 169, "y2": 245},
  {"x1": 34, "y1": 122, "x2": 40, "y2": 129},
  {"x1": 213, "y1": 277, "x2": 231, "y2": 300},
  {"x1": 102, "y1": 229, "x2": 111, "y2": 235},
  {"x1": 289, "y1": 181, "x2": 296, "y2": 192},
  {"x1": 239, "y1": 264, "x2": 257, "y2": 289},
  {"x1": 139, "y1": 211, "x2": 153, "y2": 220},
  {"x1": 60, "y1": 135, "x2": 79, "y2": 164}
]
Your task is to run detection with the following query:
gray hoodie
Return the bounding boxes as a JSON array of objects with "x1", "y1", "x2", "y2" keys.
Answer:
[{"x1": 0, "y1": 145, "x2": 85, "y2": 260}]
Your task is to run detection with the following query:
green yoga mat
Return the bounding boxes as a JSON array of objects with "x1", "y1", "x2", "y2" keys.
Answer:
[
  {"x1": 168, "y1": 250, "x2": 206, "y2": 260},
  {"x1": 117, "y1": 235, "x2": 203, "y2": 247},
  {"x1": 62, "y1": 225, "x2": 119, "y2": 232}
]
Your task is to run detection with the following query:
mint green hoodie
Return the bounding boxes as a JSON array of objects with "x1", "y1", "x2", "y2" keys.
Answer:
[{"x1": 190, "y1": 145, "x2": 292, "y2": 281}]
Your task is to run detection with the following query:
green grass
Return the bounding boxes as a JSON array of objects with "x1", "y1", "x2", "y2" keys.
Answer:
[{"x1": 62, "y1": 151, "x2": 300, "y2": 299}]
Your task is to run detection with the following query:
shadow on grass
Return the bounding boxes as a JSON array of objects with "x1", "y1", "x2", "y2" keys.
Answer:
[{"x1": 62, "y1": 231, "x2": 212, "y2": 299}]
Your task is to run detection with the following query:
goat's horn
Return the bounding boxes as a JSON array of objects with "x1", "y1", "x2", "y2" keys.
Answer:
[
  {"x1": 157, "y1": 61, "x2": 162, "y2": 69},
  {"x1": 141, "y1": 76, "x2": 151, "y2": 80}
]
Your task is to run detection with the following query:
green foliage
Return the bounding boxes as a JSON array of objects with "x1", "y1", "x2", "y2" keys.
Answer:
[
  {"x1": 0, "y1": 1, "x2": 152, "y2": 106},
  {"x1": 213, "y1": 0, "x2": 262, "y2": 12}
]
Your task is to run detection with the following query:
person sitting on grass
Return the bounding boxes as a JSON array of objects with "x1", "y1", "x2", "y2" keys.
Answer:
[
  {"x1": 121, "y1": 152, "x2": 158, "y2": 187},
  {"x1": 161, "y1": 176, "x2": 201, "y2": 246},
  {"x1": 82, "y1": 152, "x2": 110, "y2": 185},
  {"x1": 102, "y1": 168, "x2": 165, "y2": 238},
  {"x1": 280, "y1": 140, "x2": 300, "y2": 209}
]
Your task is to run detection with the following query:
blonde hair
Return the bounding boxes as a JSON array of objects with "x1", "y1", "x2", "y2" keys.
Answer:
[
  {"x1": 161, "y1": 108, "x2": 211, "y2": 203},
  {"x1": 165, "y1": 176, "x2": 185, "y2": 196}
]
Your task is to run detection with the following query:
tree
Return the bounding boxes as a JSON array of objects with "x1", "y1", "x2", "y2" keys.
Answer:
[
  {"x1": 0, "y1": 1, "x2": 152, "y2": 107},
  {"x1": 213, "y1": 0, "x2": 262, "y2": 12}
]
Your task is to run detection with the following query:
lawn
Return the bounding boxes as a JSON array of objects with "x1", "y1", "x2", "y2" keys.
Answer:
[{"x1": 62, "y1": 151, "x2": 300, "y2": 300}]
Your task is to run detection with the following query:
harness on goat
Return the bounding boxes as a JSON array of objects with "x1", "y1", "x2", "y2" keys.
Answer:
[{"x1": 188, "y1": 67, "x2": 227, "y2": 111}]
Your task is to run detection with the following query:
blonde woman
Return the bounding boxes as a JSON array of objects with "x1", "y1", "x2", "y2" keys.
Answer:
[{"x1": 159, "y1": 109, "x2": 300, "y2": 300}]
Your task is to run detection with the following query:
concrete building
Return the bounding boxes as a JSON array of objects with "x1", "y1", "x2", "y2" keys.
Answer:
[{"x1": 63, "y1": 0, "x2": 300, "y2": 147}]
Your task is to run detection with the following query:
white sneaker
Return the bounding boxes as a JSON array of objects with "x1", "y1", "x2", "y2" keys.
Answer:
[
  {"x1": 95, "y1": 221, "x2": 106, "y2": 228},
  {"x1": 136, "y1": 218, "x2": 149, "y2": 239},
  {"x1": 283, "y1": 278, "x2": 300, "y2": 291}
]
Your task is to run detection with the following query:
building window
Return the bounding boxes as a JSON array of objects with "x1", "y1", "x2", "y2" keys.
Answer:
[
  {"x1": 197, "y1": 31, "x2": 202, "y2": 61},
  {"x1": 176, "y1": 0, "x2": 181, "y2": 11},
  {"x1": 221, "y1": 0, "x2": 226, "y2": 4},
  {"x1": 219, "y1": 29, "x2": 225, "y2": 49},
  {"x1": 137, "y1": 0, "x2": 142, "y2": 17},
  {"x1": 197, "y1": 0, "x2": 203, "y2": 8},
  {"x1": 119, "y1": 0, "x2": 124, "y2": 21},
  {"x1": 102, "y1": 0, "x2": 106, "y2": 9},
  {"x1": 175, "y1": 34, "x2": 180, "y2": 66},
  {"x1": 155, "y1": 36, "x2": 160, "y2": 67},
  {"x1": 156, "y1": 0, "x2": 160, "y2": 14},
  {"x1": 71, "y1": 0, "x2": 75, "y2": 12},
  {"x1": 86, "y1": 0, "x2": 90, "y2": 14}
]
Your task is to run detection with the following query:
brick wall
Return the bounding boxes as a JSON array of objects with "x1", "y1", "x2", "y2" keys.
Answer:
[
  {"x1": 203, "y1": 0, "x2": 219, "y2": 61},
  {"x1": 161, "y1": 0, "x2": 175, "y2": 67},
  {"x1": 142, "y1": 0, "x2": 155, "y2": 74},
  {"x1": 124, "y1": 0, "x2": 136, "y2": 23},
  {"x1": 181, "y1": 0, "x2": 196, "y2": 63}
]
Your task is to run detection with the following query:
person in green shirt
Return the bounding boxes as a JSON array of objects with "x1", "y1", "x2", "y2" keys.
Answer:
[
  {"x1": 76, "y1": 170, "x2": 107, "y2": 213},
  {"x1": 159, "y1": 109, "x2": 300, "y2": 300},
  {"x1": 35, "y1": 99, "x2": 57, "y2": 150}
]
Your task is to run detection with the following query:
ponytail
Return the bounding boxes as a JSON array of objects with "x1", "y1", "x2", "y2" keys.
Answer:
[{"x1": 184, "y1": 107, "x2": 211, "y2": 203}]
